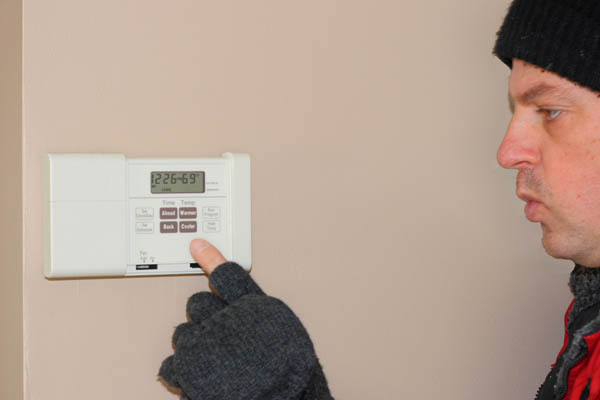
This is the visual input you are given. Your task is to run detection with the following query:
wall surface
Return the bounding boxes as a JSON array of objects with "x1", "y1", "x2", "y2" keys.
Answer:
[
  {"x1": 0, "y1": 0, "x2": 23, "y2": 397},
  {"x1": 23, "y1": 1, "x2": 573, "y2": 399}
]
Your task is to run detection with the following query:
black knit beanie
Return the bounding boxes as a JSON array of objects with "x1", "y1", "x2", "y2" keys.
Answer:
[{"x1": 494, "y1": 0, "x2": 600, "y2": 92}]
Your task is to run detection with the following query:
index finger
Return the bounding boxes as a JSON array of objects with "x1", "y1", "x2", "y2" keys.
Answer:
[
  {"x1": 189, "y1": 239, "x2": 263, "y2": 303},
  {"x1": 189, "y1": 239, "x2": 228, "y2": 275}
]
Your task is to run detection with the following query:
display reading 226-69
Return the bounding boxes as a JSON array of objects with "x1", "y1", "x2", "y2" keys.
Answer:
[{"x1": 150, "y1": 171, "x2": 205, "y2": 194}]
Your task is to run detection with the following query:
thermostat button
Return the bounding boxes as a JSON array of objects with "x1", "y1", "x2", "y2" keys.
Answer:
[
  {"x1": 179, "y1": 207, "x2": 197, "y2": 219},
  {"x1": 160, "y1": 222, "x2": 178, "y2": 233},
  {"x1": 136, "y1": 222, "x2": 154, "y2": 234},
  {"x1": 203, "y1": 220, "x2": 221, "y2": 233},
  {"x1": 180, "y1": 221, "x2": 197, "y2": 233},
  {"x1": 135, "y1": 207, "x2": 154, "y2": 219},
  {"x1": 202, "y1": 207, "x2": 221, "y2": 219},
  {"x1": 160, "y1": 208, "x2": 177, "y2": 219}
]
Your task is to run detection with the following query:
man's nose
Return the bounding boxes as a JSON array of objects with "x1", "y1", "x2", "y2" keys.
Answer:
[{"x1": 497, "y1": 114, "x2": 540, "y2": 170}]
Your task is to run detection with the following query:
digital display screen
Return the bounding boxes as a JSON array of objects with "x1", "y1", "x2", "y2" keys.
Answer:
[{"x1": 151, "y1": 171, "x2": 205, "y2": 194}]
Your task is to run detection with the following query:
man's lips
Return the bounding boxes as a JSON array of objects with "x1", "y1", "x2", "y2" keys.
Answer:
[
  {"x1": 517, "y1": 192, "x2": 543, "y2": 221},
  {"x1": 517, "y1": 189, "x2": 542, "y2": 202}
]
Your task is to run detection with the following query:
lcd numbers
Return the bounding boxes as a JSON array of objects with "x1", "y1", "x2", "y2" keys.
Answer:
[{"x1": 151, "y1": 171, "x2": 205, "y2": 194}]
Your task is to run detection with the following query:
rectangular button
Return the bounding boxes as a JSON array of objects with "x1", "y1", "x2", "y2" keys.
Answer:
[
  {"x1": 179, "y1": 207, "x2": 197, "y2": 219},
  {"x1": 136, "y1": 264, "x2": 157, "y2": 270},
  {"x1": 180, "y1": 221, "x2": 197, "y2": 233},
  {"x1": 135, "y1": 207, "x2": 154, "y2": 219},
  {"x1": 202, "y1": 220, "x2": 221, "y2": 233},
  {"x1": 160, "y1": 221, "x2": 178, "y2": 233},
  {"x1": 202, "y1": 206, "x2": 221, "y2": 219},
  {"x1": 136, "y1": 222, "x2": 154, "y2": 234},
  {"x1": 160, "y1": 208, "x2": 177, "y2": 219}
]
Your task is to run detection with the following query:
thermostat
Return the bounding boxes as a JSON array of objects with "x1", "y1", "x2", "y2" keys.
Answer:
[{"x1": 44, "y1": 153, "x2": 251, "y2": 278}]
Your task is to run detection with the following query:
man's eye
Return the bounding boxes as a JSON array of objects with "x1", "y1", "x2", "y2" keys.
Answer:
[
  {"x1": 541, "y1": 109, "x2": 562, "y2": 121},
  {"x1": 548, "y1": 109, "x2": 562, "y2": 120}
]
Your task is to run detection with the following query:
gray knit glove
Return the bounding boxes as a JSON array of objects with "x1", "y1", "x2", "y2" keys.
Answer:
[{"x1": 159, "y1": 262, "x2": 333, "y2": 400}]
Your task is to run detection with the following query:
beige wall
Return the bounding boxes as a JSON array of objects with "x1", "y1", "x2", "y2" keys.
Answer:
[
  {"x1": 21, "y1": 1, "x2": 573, "y2": 399},
  {"x1": 0, "y1": 0, "x2": 23, "y2": 398}
]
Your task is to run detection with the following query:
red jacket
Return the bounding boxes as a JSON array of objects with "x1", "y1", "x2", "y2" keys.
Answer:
[{"x1": 537, "y1": 301, "x2": 600, "y2": 400}]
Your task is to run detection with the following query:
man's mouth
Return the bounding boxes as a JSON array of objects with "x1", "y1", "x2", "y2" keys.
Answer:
[
  {"x1": 518, "y1": 192, "x2": 543, "y2": 221},
  {"x1": 524, "y1": 200, "x2": 542, "y2": 221}
]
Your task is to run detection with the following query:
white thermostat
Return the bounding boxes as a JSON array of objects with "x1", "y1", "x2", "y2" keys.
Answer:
[{"x1": 44, "y1": 153, "x2": 251, "y2": 278}]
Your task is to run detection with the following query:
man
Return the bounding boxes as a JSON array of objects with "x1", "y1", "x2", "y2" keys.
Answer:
[
  {"x1": 495, "y1": 0, "x2": 600, "y2": 399},
  {"x1": 161, "y1": 0, "x2": 600, "y2": 399}
]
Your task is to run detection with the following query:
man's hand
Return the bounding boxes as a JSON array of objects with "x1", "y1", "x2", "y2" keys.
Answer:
[{"x1": 159, "y1": 239, "x2": 333, "y2": 400}]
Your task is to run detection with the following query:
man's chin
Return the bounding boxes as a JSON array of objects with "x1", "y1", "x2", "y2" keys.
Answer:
[
  {"x1": 541, "y1": 226, "x2": 572, "y2": 260},
  {"x1": 539, "y1": 221, "x2": 600, "y2": 265}
]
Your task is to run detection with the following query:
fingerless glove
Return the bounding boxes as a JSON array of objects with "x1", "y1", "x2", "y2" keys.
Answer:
[{"x1": 159, "y1": 262, "x2": 333, "y2": 400}]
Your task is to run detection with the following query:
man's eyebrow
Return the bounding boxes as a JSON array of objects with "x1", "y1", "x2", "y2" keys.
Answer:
[{"x1": 512, "y1": 83, "x2": 570, "y2": 105}]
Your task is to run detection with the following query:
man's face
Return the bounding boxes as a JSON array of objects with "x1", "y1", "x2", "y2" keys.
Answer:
[{"x1": 498, "y1": 59, "x2": 600, "y2": 267}]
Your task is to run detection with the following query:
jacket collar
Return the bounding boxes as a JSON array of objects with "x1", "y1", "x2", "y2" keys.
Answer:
[
  {"x1": 569, "y1": 264, "x2": 600, "y2": 327},
  {"x1": 552, "y1": 265, "x2": 600, "y2": 399}
]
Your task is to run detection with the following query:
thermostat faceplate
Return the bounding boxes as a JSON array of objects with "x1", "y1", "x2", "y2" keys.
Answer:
[{"x1": 44, "y1": 153, "x2": 251, "y2": 278}]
